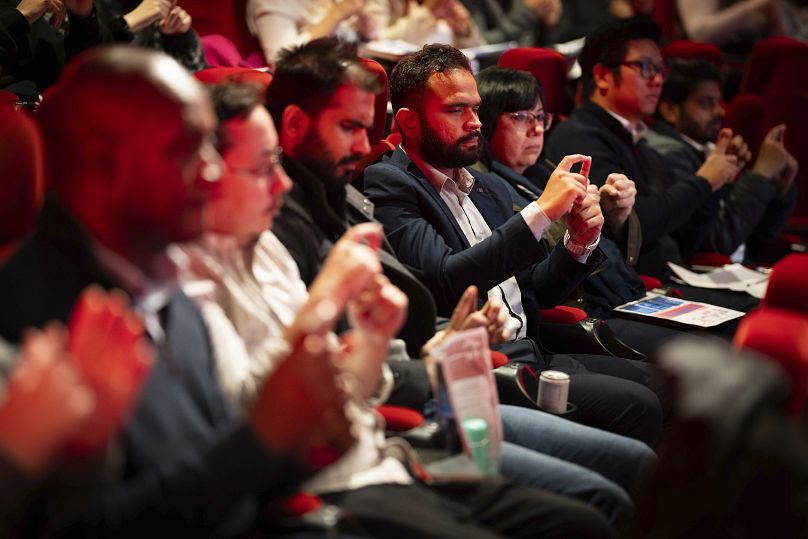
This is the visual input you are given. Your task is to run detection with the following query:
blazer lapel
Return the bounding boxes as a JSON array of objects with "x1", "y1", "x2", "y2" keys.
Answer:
[{"x1": 390, "y1": 147, "x2": 473, "y2": 249}]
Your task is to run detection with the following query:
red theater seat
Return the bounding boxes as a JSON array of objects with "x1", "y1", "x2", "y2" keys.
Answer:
[{"x1": 498, "y1": 47, "x2": 569, "y2": 118}]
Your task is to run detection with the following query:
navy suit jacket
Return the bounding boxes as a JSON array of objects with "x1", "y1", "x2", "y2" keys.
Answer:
[
  {"x1": 0, "y1": 199, "x2": 305, "y2": 536},
  {"x1": 363, "y1": 146, "x2": 602, "y2": 340}
]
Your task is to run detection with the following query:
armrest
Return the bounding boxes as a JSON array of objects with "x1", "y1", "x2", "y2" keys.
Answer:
[
  {"x1": 377, "y1": 404, "x2": 424, "y2": 432},
  {"x1": 686, "y1": 252, "x2": 733, "y2": 268},
  {"x1": 538, "y1": 317, "x2": 646, "y2": 361}
]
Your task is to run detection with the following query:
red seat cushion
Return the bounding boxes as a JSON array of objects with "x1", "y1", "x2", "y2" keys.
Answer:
[
  {"x1": 490, "y1": 350, "x2": 509, "y2": 369},
  {"x1": 734, "y1": 308, "x2": 808, "y2": 417},
  {"x1": 377, "y1": 404, "x2": 424, "y2": 431},
  {"x1": 662, "y1": 40, "x2": 723, "y2": 69},
  {"x1": 540, "y1": 306, "x2": 588, "y2": 324},
  {"x1": 762, "y1": 253, "x2": 808, "y2": 316}
]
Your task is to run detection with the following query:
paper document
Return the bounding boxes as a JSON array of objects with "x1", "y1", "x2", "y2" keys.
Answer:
[
  {"x1": 614, "y1": 293, "x2": 745, "y2": 328},
  {"x1": 431, "y1": 327, "x2": 502, "y2": 474},
  {"x1": 668, "y1": 262, "x2": 769, "y2": 298}
]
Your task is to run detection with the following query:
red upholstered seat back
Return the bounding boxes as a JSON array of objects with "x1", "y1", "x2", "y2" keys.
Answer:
[
  {"x1": 194, "y1": 67, "x2": 273, "y2": 92},
  {"x1": 762, "y1": 253, "x2": 808, "y2": 316},
  {"x1": 498, "y1": 48, "x2": 569, "y2": 118},
  {"x1": 182, "y1": 0, "x2": 261, "y2": 58},
  {"x1": 742, "y1": 37, "x2": 808, "y2": 97},
  {"x1": 359, "y1": 58, "x2": 389, "y2": 146},
  {"x1": 734, "y1": 308, "x2": 808, "y2": 417},
  {"x1": 662, "y1": 40, "x2": 723, "y2": 69}
]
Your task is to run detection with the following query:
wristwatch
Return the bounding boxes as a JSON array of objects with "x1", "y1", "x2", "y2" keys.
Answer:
[{"x1": 564, "y1": 230, "x2": 600, "y2": 258}]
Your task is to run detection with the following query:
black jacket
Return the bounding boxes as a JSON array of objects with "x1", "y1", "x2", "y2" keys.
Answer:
[
  {"x1": 546, "y1": 99, "x2": 719, "y2": 277},
  {"x1": 644, "y1": 120, "x2": 797, "y2": 256},
  {"x1": 0, "y1": 199, "x2": 307, "y2": 536}
]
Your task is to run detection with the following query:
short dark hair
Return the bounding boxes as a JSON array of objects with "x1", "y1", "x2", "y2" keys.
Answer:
[
  {"x1": 209, "y1": 81, "x2": 263, "y2": 154},
  {"x1": 389, "y1": 43, "x2": 472, "y2": 115},
  {"x1": 659, "y1": 58, "x2": 722, "y2": 107},
  {"x1": 475, "y1": 66, "x2": 545, "y2": 142},
  {"x1": 579, "y1": 17, "x2": 661, "y2": 98},
  {"x1": 265, "y1": 37, "x2": 380, "y2": 129}
]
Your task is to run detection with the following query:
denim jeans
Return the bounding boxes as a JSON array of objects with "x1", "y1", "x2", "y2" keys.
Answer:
[{"x1": 499, "y1": 404, "x2": 656, "y2": 523}]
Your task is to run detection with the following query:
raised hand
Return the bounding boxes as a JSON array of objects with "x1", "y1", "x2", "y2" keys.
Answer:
[
  {"x1": 536, "y1": 154, "x2": 590, "y2": 221},
  {"x1": 599, "y1": 173, "x2": 636, "y2": 232},
  {"x1": 753, "y1": 124, "x2": 798, "y2": 194},
  {"x1": 159, "y1": 5, "x2": 192, "y2": 35},
  {"x1": 697, "y1": 128, "x2": 739, "y2": 191},
  {"x1": 305, "y1": 223, "x2": 383, "y2": 320},
  {"x1": 0, "y1": 325, "x2": 92, "y2": 475},
  {"x1": 65, "y1": 286, "x2": 154, "y2": 455},
  {"x1": 15, "y1": 0, "x2": 64, "y2": 26},
  {"x1": 565, "y1": 183, "x2": 604, "y2": 247},
  {"x1": 124, "y1": 0, "x2": 175, "y2": 32}
]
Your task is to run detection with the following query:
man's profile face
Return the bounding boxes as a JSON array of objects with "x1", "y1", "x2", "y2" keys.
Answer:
[
  {"x1": 419, "y1": 69, "x2": 483, "y2": 169},
  {"x1": 605, "y1": 39, "x2": 665, "y2": 122},
  {"x1": 212, "y1": 105, "x2": 291, "y2": 243},
  {"x1": 678, "y1": 81, "x2": 724, "y2": 144},
  {"x1": 126, "y1": 92, "x2": 222, "y2": 244},
  {"x1": 297, "y1": 83, "x2": 374, "y2": 186}
]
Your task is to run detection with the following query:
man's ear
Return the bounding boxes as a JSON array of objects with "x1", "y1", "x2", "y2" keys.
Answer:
[
  {"x1": 657, "y1": 99, "x2": 679, "y2": 127},
  {"x1": 395, "y1": 107, "x2": 420, "y2": 141},
  {"x1": 280, "y1": 104, "x2": 310, "y2": 156},
  {"x1": 593, "y1": 64, "x2": 614, "y2": 95}
]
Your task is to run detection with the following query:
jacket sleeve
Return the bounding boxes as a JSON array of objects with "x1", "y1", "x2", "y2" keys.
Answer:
[
  {"x1": 365, "y1": 162, "x2": 549, "y2": 314},
  {"x1": 54, "y1": 424, "x2": 309, "y2": 537},
  {"x1": 0, "y1": 8, "x2": 30, "y2": 76},
  {"x1": 546, "y1": 123, "x2": 715, "y2": 246}
]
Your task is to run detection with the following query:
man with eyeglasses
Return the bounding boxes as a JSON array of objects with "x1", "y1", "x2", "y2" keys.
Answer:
[
  {"x1": 546, "y1": 18, "x2": 755, "y2": 314},
  {"x1": 645, "y1": 58, "x2": 798, "y2": 262},
  {"x1": 364, "y1": 43, "x2": 665, "y2": 446}
]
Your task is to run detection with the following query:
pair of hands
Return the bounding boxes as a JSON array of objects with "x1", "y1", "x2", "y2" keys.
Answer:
[
  {"x1": 752, "y1": 124, "x2": 798, "y2": 195},
  {"x1": 524, "y1": 0, "x2": 562, "y2": 27},
  {"x1": 250, "y1": 223, "x2": 408, "y2": 468},
  {"x1": 124, "y1": 0, "x2": 192, "y2": 34},
  {"x1": 15, "y1": 0, "x2": 92, "y2": 26},
  {"x1": 536, "y1": 154, "x2": 608, "y2": 247},
  {"x1": 421, "y1": 285, "x2": 510, "y2": 389},
  {"x1": 0, "y1": 286, "x2": 154, "y2": 476}
]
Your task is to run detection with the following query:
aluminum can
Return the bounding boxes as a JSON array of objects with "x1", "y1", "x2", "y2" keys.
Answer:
[{"x1": 537, "y1": 370, "x2": 570, "y2": 413}]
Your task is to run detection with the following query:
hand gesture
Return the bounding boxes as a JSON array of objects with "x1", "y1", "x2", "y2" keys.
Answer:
[
  {"x1": 124, "y1": 0, "x2": 174, "y2": 33},
  {"x1": 346, "y1": 274, "x2": 408, "y2": 342},
  {"x1": 15, "y1": 0, "x2": 64, "y2": 26},
  {"x1": 65, "y1": 286, "x2": 155, "y2": 456},
  {"x1": 753, "y1": 125, "x2": 798, "y2": 194},
  {"x1": 725, "y1": 133, "x2": 752, "y2": 170},
  {"x1": 697, "y1": 128, "x2": 739, "y2": 191},
  {"x1": 305, "y1": 223, "x2": 383, "y2": 321},
  {"x1": 564, "y1": 184, "x2": 604, "y2": 247},
  {"x1": 421, "y1": 286, "x2": 508, "y2": 387},
  {"x1": 0, "y1": 325, "x2": 92, "y2": 475},
  {"x1": 536, "y1": 154, "x2": 590, "y2": 221},
  {"x1": 250, "y1": 315, "x2": 354, "y2": 467},
  {"x1": 433, "y1": 0, "x2": 474, "y2": 37},
  {"x1": 159, "y1": 5, "x2": 191, "y2": 35},
  {"x1": 599, "y1": 173, "x2": 636, "y2": 232}
]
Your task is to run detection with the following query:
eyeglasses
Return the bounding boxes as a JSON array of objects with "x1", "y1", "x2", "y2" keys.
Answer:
[
  {"x1": 507, "y1": 111, "x2": 553, "y2": 131},
  {"x1": 612, "y1": 60, "x2": 670, "y2": 81},
  {"x1": 230, "y1": 146, "x2": 284, "y2": 180}
]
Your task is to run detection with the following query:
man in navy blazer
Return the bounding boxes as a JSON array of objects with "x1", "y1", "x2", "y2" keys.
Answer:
[{"x1": 364, "y1": 43, "x2": 663, "y2": 445}]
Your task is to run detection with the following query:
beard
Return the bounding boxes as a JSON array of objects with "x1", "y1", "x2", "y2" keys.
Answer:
[
  {"x1": 681, "y1": 114, "x2": 722, "y2": 145},
  {"x1": 297, "y1": 128, "x2": 363, "y2": 187},
  {"x1": 420, "y1": 122, "x2": 482, "y2": 169}
]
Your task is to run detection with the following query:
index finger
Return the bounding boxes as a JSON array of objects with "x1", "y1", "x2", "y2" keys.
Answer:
[
  {"x1": 557, "y1": 154, "x2": 591, "y2": 174},
  {"x1": 341, "y1": 222, "x2": 383, "y2": 251}
]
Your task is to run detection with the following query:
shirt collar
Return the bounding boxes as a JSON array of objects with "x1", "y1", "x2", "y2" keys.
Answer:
[
  {"x1": 91, "y1": 240, "x2": 181, "y2": 313},
  {"x1": 680, "y1": 133, "x2": 715, "y2": 156},
  {"x1": 402, "y1": 145, "x2": 476, "y2": 200},
  {"x1": 605, "y1": 109, "x2": 648, "y2": 144}
]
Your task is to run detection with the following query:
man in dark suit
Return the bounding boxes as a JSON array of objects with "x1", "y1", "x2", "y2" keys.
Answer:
[
  {"x1": 0, "y1": 46, "x2": 358, "y2": 536},
  {"x1": 646, "y1": 58, "x2": 797, "y2": 259},
  {"x1": 363, "y1": 42, "x2": 663, "y2": 445}
]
